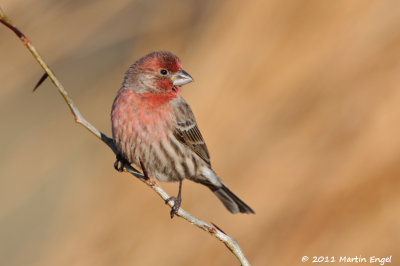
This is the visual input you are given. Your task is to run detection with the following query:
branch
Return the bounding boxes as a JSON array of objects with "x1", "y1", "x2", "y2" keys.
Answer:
[{"x1": 0, "y1": 8, "x2": 251, "y2": 266}]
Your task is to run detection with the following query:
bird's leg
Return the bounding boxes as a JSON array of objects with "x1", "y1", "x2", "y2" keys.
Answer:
[
  {"x1": 114, "y1": 154, "x2": 129, "y2": 172},
  {"x1": 139, "y1": 158, "x2": 181, "y2": 217},
  {"x1": 166, "y1": 179, "x2": 183, "y2": 218},
  {"x1": 139, "y1": 159, "x2": 150, "y2": 180}
]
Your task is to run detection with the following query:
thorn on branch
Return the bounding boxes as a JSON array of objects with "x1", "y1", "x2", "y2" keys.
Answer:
[
  {"x1": 33, "y1": 73, "x2": 49, "y2": 91},
  {"x1": 211, "y1": 222, "x2": 226, "y2": 234}
]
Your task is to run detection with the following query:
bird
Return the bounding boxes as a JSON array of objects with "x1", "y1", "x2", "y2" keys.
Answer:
[{"x1": 111, "y1": 51, "x2": 254, "y2": 217}]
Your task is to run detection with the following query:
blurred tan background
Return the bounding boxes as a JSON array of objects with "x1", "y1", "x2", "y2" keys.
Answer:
[{"x1": 1, "y1": 0, "x2": 400, "y2": 265}]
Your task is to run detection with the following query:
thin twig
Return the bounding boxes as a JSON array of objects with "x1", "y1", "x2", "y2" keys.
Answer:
[{"x1": 0, "y1": 8, "x2": 250, "y2": 266}]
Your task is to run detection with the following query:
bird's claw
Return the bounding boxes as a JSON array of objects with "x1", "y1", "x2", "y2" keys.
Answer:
[
  {"x1": 114, "y1": 155, "x2": 129, "y2": 172},
  {"x1": 114, "y1": 160, "x2": 123, "y2": 172},
  {"x1": 166, "y1": 196, "x2": 181, "y2": 218}
]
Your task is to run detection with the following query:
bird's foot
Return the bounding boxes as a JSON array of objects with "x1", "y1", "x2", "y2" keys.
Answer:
[
  {"x1": 165, "y1": 179, "x2": 183, "y2": 218},
  {"x1": 114, "y1": 155, "x2": 129, "y2": 172},
  {"x1": 165, "y1": 196, "x2": 182, "y2": 219}
]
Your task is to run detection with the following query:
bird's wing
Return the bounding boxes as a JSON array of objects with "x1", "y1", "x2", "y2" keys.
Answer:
[{"x1": 173, "y1": 101, "x2": 211, "y2": 165}]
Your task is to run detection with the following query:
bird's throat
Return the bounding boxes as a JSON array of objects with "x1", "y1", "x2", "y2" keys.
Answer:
[{"x1": 140, "y1": 89, "x2": 180, "y2": 106}]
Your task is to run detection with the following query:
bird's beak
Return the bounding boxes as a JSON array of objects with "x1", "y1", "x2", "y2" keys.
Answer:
[{"x1": 171, "y1": 69, "x2": 193, "y2": 86}]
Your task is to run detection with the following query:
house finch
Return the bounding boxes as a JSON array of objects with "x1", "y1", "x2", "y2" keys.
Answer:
[{"x1": 111, "y1": 51, "x2": 254, "y2": 217}]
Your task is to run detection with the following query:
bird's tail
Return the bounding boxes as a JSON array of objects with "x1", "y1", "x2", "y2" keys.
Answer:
[{"x1": 209, "y1": 183, "x2": 255, "y2": 214}]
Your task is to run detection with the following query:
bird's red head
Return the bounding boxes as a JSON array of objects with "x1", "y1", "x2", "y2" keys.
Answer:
[
  {"x1": 123, "y1": 51, "x2": 193, "y2": 95},
  {"x1": 141, "y1": 51, "x2": 182, "y2": 73}
]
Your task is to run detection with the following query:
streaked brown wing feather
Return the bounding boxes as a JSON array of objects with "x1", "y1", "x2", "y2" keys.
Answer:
[{"x1": 174, "y1": 120, "x2": 211, "y2": 165}]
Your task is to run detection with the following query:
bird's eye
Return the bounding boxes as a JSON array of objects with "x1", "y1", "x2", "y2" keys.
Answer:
[{"x1": 160, "y1": 69, "x2": 168, "y2": 75}]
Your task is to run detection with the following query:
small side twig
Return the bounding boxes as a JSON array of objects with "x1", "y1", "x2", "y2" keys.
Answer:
[{"x1": 0, "y1": 8, "x2": 251, "y2": 266}]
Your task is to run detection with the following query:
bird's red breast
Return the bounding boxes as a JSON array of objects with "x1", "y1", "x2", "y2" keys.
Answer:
[{"x1": 112, "y1": 88, "x2": 179, "y2": 146}]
